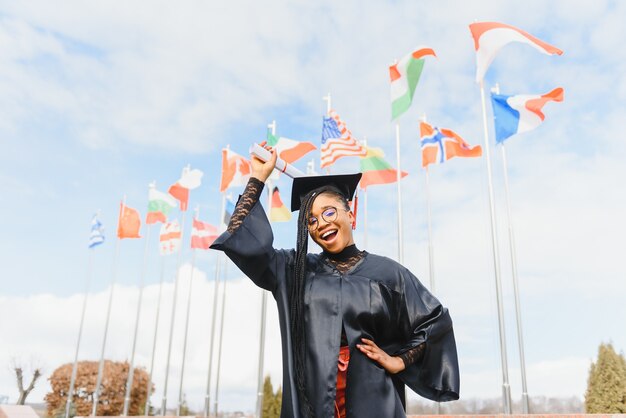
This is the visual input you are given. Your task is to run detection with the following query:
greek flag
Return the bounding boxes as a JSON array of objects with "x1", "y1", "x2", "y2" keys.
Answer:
[{"x1": 89, "y1": 214, "x2": 105, "y2": 248}]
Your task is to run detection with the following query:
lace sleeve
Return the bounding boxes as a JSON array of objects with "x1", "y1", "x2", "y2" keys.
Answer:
[
  {"x1": 398, "y1": 343, "x2": 425, "y2": 368},
  {"x1": 227, "y1": 177, "x2": 265, "y2": 234}
]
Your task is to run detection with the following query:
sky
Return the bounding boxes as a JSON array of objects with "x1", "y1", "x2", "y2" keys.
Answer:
[{"x1": 1, "y1": 0, "x2": 625, "y2": 414}]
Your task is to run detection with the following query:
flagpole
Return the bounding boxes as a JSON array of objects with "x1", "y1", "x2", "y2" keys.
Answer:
[
  {"x1": 395, "y1": 123, "x2": 404, "y2": 264},
  {"x1": 479, "y1": 80, "x2": 512, "y2": 414},
  {"x1": 323, "y1": 93, "x2": 332, "y2": 175},
  {"x1": 255, "y1": 121, "x2": 276, "y2": 418},
  {"x1": 424, "y1": 168, "x2": 435, "y2": 293},
  {"x1": 203, "y1": 253, "x2": 221, "y2": 418},
  {"x1": 145, "y1": 255, "x2": 166, "y2": 414},
  {"x1": 501, "y1": 143, "x2": 530, "y2": 413},
  {"x1": 490, "y1": 82, "x2": 529, "y2": 413},
  {"x1": 306, "y1": 159, "x2": 316, "y2": 176},
  {"x1": 92, "y1": 198, "x2": 125, "y2": 416},
  {"x1": 419, "y1": 115, "x2": 435, "y2": 294},
  {"x1": 213, "y1": 260, "x2": 228, "y2": 417},
  {"x1": 123, "y1": 222, "x2": 152, "y2": 416},
  {"x1": 204, "y1": 194, "x2": 226, "y2": 418},
  {"x1": 361, "y1": 138, "x2": 368, "y2": 249},
  {"x1": 161, "y1": 173, "x2": 190, "y2": 416},
  {"x1": 65, "y1": 248, "x2": 94, "y2": 418},
  {"x1": 177, "y1": 207, "x2": 201, "y2": 415}
]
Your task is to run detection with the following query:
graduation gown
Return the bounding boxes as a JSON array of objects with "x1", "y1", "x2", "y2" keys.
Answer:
[{"x1": 211, "y1": 201, "x2": 459, "y2": 418}]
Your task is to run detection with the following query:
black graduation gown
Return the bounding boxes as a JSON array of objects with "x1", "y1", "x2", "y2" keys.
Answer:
[{"x1": 211, "y1": 201, "x2": 459, "y2": 418}]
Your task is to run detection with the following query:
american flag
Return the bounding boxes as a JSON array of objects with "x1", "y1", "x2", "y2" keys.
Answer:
[{"x1": 320, "y1": 109, "x2": 366, "y2": 168}]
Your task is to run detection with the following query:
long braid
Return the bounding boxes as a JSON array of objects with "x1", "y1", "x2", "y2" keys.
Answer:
[{"x1": 290, "y1": 186, "x2": 346, "y2": 418}]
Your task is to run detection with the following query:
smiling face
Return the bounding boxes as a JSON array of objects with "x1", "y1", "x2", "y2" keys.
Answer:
[{"x1": 308, "y1": 192, "x2": 355, "y2": 254}]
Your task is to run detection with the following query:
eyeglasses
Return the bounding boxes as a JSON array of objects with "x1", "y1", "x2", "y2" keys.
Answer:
[{"x1": 308, "y1": 206, "x2": 345, "y2": 231}]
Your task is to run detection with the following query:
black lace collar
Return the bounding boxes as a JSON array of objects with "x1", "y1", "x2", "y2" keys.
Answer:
[{"x1": 323, "y1": 244, "x2": 360, "y2": 262}]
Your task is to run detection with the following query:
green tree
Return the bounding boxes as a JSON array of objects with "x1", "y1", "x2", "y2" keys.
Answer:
[
  {"x1": 585, "y1": 343, "x2": 626, "y2": 413},
  {"x1": 273, "y1": 387, "x2": 283, "y2": 416},
  {"x1": 261, "y1": 376, "x2": 282, "y2": 418}
]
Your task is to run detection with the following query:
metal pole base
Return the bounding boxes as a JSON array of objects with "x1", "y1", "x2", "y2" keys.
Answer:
[
  {"x1": 502, "y1": 383, "x2": 512, "y2": 414},
  {"x1": 521, "y1": 392, "x2": 530, "y2": 414}
]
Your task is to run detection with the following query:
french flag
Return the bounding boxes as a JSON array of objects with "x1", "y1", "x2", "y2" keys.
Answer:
[
  {"x1": 469, "y1": 22, "x2": 563, "y2": 82},
  {"x1": 491, "y1": 87, "x2": 564, "y2": 144}
]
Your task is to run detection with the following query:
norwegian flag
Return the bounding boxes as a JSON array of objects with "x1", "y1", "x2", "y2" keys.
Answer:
[
  {"x1": 420, "y1": 122, "x2": 482, "y2": 167},
  {"x1": 190, "y1": 218, "x2": 218, "y2": 250},
  {"x1": 320, "y1": 109, "x2": 366, "y2": 169}
]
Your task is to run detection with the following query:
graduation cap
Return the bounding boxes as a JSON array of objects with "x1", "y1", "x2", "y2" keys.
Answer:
[{"x1": 290, "y1": 173, "x2": 362, "y2": 212}]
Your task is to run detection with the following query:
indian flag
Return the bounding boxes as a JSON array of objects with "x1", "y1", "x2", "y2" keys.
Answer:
[
  {"x1": 269, "y1": 187, "x2": 291, "y2": 222},
  {"x1": 390, "y1": 46, "x2": 436, "y2": 120},
  {"x1": 267, "y1": 131, "x2": 316, "y2": 164},
  {"x1": 359, "y1": 147, "x2": 408, "y2": 190},
  {"x1": 147, "y1": 185, "x2": 177, "y2": 224}
]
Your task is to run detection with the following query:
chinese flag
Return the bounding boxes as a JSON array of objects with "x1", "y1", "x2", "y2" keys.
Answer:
[{"x1": 117, "y1": 203, "x2": 141, "y2": 239}]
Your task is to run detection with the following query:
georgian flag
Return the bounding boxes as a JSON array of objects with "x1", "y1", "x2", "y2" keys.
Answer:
[{"x1": 159, "y1": 220, "x2": 181, "y2": 255}]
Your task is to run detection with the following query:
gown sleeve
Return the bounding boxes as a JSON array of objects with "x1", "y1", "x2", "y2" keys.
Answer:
[
  {"x1": 210, "y1": 178, "x2": 293, "y2": 293},
  {"x1": 393, "y1": 266, "x2": 460, "y2": 402}
]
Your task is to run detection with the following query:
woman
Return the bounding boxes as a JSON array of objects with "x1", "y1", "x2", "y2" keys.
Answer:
[{"x1": 211, "y1": 144, "x2": 459, "y2": 418}]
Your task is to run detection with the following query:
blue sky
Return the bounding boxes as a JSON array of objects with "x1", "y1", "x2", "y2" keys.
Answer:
[{"x1": 1, "y1": 0, "x2": 625, "y2": 413}]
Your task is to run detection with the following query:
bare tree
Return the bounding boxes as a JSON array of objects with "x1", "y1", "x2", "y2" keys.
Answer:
[{"x1": 12, "y1": 359, "x2": 43, "y2": 405}]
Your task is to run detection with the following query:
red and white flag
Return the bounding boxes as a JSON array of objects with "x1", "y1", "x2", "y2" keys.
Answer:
[
  {"x1": 159, "y1": 220, "x2": 181, "y2": 255},
  {"x1": 469, "y1": 21, "x2": 563, "y2": 82},
  {"x1": 168, "y1": 166, "x2": 203, "y2": 211},
  {"x1": 220, "y1": 148, "x2": 251, "y2": 192},
  {"x1": 191, "y1": 219, "x2": 218, "y2": 250}
]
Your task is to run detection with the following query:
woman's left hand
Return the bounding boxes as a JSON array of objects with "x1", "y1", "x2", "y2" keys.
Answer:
[{"x1": 356, "y1": 338, "x2": 405, "y2": 374}]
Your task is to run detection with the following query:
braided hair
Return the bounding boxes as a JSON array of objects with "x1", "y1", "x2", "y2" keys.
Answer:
[{"x1": 291, "y1": 185, "x2": 350, "y2": 418}]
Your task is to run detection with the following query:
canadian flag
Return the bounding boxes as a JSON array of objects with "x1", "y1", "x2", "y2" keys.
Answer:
[{"x1": 220, "y1": 148, "x2": 251, "y2": 192}]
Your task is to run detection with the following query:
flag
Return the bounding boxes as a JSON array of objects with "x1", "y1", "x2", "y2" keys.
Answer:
[
  {"x1": 267, "y1": 131, "x2": 316, "y2": 164},
  {"x1": 88, "y1": 214, "x2": 105, "y2": 248},
  {"x1": 359, "y1": 147, "x2": 408, "y2": 190},
  {"x1": 469, "y1": 21, "x2": 563, "y2": 82},
  {"x1": 117, "y1": 203, "x2": 141, "y2": 239},
  {"x1": 390, "y1": 46, "x2": 437, "y2": 120},
  {"x1": 420, "y1": 122, "x2": 482, "y2": 168},
  {"x1": 168, "y1": 167, "x2": 204, "y2": 211},
  {"x1": 223, "y1": 195, "x2": 235, "y2": 225},
  {"x1": 159, "y1": 220, "x2": 181, "y2": 255},
  {"x1": 320, "y1": 110, "x2": 366, "y2": 169},
  {"x1": 220, "y1": 148, "x2": 251, "y2": 192},
  {"x1": 147, "y1": 185, "x2": 177, "y2": 224},
  {"x1": 191, "y1": 219, "x2": 218, "y2": 250},
  {"x1": 269, "y1": 187, "x2": 291, "y2": 222},
  {"x1": 491, "y1": 87, "x2": 564, "y2": 144}
]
